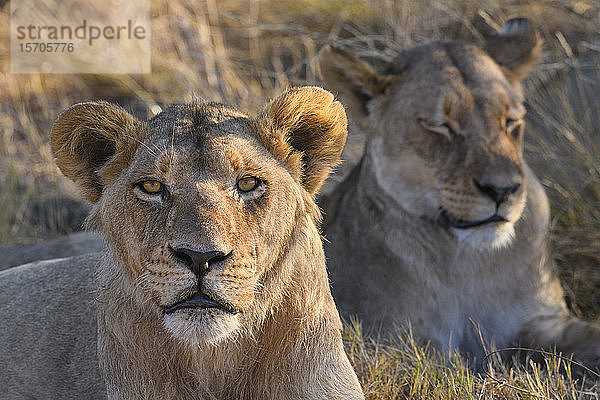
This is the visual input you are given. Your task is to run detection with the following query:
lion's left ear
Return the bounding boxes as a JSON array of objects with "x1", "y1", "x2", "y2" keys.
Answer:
[
  {"x1": 484, "y1": 17, "x2": 541, "y2": 87},
  {"x1": 256, "y1": 86, "x2": 348, "y2": 195},
  {"x1": 51, "y1": 102, "x2": 144, "y2": 203}
]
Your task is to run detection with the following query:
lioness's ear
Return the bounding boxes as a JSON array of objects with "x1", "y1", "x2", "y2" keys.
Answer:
[
  {"x1": 484, "y1": 17, "x2": 541, "y2": 86},
  {"x1": 256, "y1": 86, "x2": 347, "y2": 195},
  {"x1": 318, "y1": 45, "x2": 391, "y2": 121},
  {"x1": 50, "y1": 101, "x2": 144, "y2": 203}
]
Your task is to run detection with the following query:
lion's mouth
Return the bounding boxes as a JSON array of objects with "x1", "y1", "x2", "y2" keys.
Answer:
[
  {"x1": 164, "y1": 292, "x2": 239, "y2": 315},
  {"x1": 439, "y1": 209, "x2": 508, "y2": 229}
]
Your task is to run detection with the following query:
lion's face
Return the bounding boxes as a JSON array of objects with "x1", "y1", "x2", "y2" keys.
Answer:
[
  {"x1": 320, "y1": 18, "x2": 540, "y2": 248},
  {"x1": 95, "y1": 105, "x2": 306, "y2": 344},
  {"x1": 50, "y1": 88, "x2": 347, "y2": 346},
  {"x1": 369, "y1": 43, "x2": 527, "y2": 248}
]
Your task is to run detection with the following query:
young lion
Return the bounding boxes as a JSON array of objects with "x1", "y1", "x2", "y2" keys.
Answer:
[
  {"x1": 0, "y1": 87, "x2": 364, "y2": 399},
  {"x1": 319, "y1": 18, "x2": 600, "y2": 367}
]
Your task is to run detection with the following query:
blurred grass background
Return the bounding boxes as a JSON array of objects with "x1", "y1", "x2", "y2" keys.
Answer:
[{"x1": 1, "y1": 0, "x2": 599, "y2": 397}]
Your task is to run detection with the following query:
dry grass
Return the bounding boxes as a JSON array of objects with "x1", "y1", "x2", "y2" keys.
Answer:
[
  {"x1": 1, "y1": 0, "x2": 600, "y2": 397},
  {"x1": 344, "y1": 321, "x2": 600, "y2": 399}
]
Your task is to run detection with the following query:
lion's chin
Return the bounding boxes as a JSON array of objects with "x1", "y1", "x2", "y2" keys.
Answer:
[
  {"x1": 163, "y1": 308, "x2": 241, "y2": 347},
  {"x1": 453, "y1": 221, "x2": 515, "y2": 250}
]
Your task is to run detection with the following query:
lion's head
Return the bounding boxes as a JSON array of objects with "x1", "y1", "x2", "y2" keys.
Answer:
[
  {"x1": 50, "y1": 87, "x2": 348, "y2": 347},
  {"x1": 320, "y1": 18, "x2": 541, "y2": 248}
]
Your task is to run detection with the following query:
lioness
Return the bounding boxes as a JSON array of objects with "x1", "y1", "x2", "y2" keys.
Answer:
[
  {"x1": 319, "y1": 18, "x2": 600, "y2": 367},
  {"x1": 0, "y1": 232, "x2": 102, "y2": 271},
  {"x1": 0, "y1": 87, "x2": 364, "y2": 399}
]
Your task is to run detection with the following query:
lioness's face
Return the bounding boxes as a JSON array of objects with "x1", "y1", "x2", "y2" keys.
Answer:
[
  {"x1": 93, "y1": 105, "x2": 308, "y2": 345},
  {"x1": 320, "y1": 18, "x2": 540, "y2": 249},
  {"x1": 369, "y1": 43, "x2": 527, "y2": 248}
]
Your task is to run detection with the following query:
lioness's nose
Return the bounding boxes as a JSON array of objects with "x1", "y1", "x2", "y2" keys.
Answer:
[
  {"x1": 171, "y1": 247, "x2": 229, "y2": 279},
  {"x1": 474, "y1": 179, "x2": 521, "y2": 205}
]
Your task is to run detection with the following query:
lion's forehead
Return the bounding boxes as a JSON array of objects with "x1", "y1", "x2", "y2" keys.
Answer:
[
  {"x1": 134, "y1": 137, "x2": 271, "y2": 181},
  {"x1": 397, "y1": 42, "x2": 523, "y2": 116},
  {"x1": 127, "y1": 105, "x2": 273, "y2": 178},
  {"x1": 437, "y1": 74, "x2": 517, "y2": 117},
  {"x1": 148, "y1": 103, "x2": 252, "y2": 144},
  {"x1": 151, "y1": 103, "x2": 248, "y2": 126}
]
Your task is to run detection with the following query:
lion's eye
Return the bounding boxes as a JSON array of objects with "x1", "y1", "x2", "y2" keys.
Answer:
[
  {"x1": 442, "y1": 123, "x2": 457, "y2": 136},
  {"x1": 419, "y1": 119, "x2": 457, "y2": 139},
  {"x1": 140, "y1": 180, "x2": 164, "y2": 194},
  {"x1": 506, "y1": 118, "x2": 523, "y2": 139},
  {"x1": 237, "y1": 176, "x2": 259, "y2": 192}
]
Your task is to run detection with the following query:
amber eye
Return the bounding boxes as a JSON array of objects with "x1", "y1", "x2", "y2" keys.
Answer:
[
  {"x1": 140, "y1": 180, "x2": 164, "y2": 194},
  {"x1": 237, "y1": 176, "x2": 259, "y2": 192}
]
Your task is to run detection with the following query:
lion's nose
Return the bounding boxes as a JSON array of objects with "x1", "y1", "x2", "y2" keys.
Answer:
[
  {"x1": 171, "y1": 247, "x2": 230, "y2": 279},
  {"x1": 474, "y1": 179, "x2": 521, "y2": 205}
]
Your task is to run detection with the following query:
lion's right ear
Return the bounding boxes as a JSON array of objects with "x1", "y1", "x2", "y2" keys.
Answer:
[
  {"x1": 50, "y1": 101, "x2": 144, "y2": 203},
  {"x1": 255, "y1": 86, "x2": 347, "y2": 196},
  {"x1": 484, "y1": 17, "x2": 541, "y2": 87},
  {"x1": 318, "y1": 45, "x2": 392, "y2": 122}
]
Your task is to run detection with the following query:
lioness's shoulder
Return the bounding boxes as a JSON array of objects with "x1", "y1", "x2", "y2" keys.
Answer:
[
  {"x1": 0, "y1": 232, "x2": 103, "y2": 272},
  {"x1": 0, "y1": 252, "x2": 102, "y2": 319},
  {"x1": 0, "y1": 252, "x2": 101, "y2": 280},
  {"x1": 0, "y1": 253, "x2": 105, "y2": 399}
]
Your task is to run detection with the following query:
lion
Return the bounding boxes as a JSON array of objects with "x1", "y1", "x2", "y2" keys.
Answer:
[
  {"x1": 0, "y1": 87, "x2": 364, "y2": 399},
  {"x1": 0, "y1": 232, "x2": 102, "y2": 271},
  {"x1": 319, "y1": 18, "x2": 600, "y2": 368}
]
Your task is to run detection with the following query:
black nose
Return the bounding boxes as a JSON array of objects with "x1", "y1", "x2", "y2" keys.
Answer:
[
  {"x1": 171, "y1": 247, "x2": 229, "y2": 279},
  {"x1": 474, "y1": 179, "x2": 521, "y2": 205}
]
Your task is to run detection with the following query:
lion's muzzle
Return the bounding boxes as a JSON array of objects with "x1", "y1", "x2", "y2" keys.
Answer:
[
  {"x1": 163, "y1": 291, "x2": 239, "y2": 314},
  {"x1": 473, "y1": 178, "x2": 521, "y2": 205},
  {"x1": 170, "y1": 246, "x2": 231, "y2": 279},
  {"x1": 164, "y1": 246, "x2": 238, "y2": 314},
  {"x1": 440, "y1": 209, "x2": 508, "y2": 229}
]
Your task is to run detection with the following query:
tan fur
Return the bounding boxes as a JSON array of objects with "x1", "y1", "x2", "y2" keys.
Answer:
[
  {"x1": 319, "y1": 18, "x2": 600, "y2": 368},
  {"x1": 0, "y1": 87, "x2": 363, "y2": 399}
]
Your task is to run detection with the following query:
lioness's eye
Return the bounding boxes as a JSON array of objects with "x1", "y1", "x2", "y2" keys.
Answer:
[
  {"x1": 237, "y1": 176, "x2": 259, "y2": 192},
  {"x1": 140, "y1": 180, "x2": 164, "y2": 194},
  {"x1": 506, "y1": 118, "x2": 523, "y2": 139},
  {"x1": 442, "y1": 123, "x2": 457, "y2": 137},
  {"x1": 418, "y1": 119, "x2": 457, "y2": 140}
]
